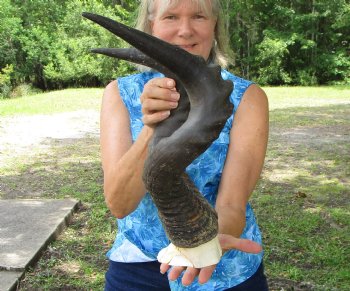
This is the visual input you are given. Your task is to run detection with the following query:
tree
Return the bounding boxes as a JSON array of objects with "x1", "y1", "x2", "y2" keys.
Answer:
[
  {"x1": 1, "y1": 0, "x2": 348, "y2": 91},
  {"x1": 223, "y1": 0, "x2": 350, "y2": 85},
  {"x1": 0, "y1": 0, "x2": 22, "y2": 96}
]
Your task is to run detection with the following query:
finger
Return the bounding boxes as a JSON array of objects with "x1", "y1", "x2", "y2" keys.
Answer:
[
  {"x1": 160, "y1": 263, "x2": 171, "y2": 274},
  {"x1": 142, "y1": 110, "x2": 170, "y2": 126},
  {"x1": 149, "y1": 77, "x2": 176, "y2": 90},
  {"x1": 142, "y1": 98, "x2": 178, "y2": 114},
  {"x1": 142, "y1": 87, "x2": 180, "y2": 103},
  {"x1": 168, "y1": 266, "x2": 185, "y2": 281},
  {"x1": 219, "y1": 234, "x2": 262, "y2": 254},
  {"x1": 182, "y1": 267, "x2": 200, "y2": 286},
  {"x1": 143, "y1": 79, "x2": 179, "y2": 102},
  {"x1": 198, "y1": 265, "x2": 216, "y2": 285}
]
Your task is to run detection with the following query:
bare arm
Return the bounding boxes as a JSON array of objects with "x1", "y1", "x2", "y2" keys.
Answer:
[
  {"x1": 216, "y1": 84, "x2": 269, "y2": 239},
  {"x1": 100, "y1": 78, "x2": 179, "y2": 218},
  {"x1": 100, "y1": 80, "x2": 152, "y2": 218}
]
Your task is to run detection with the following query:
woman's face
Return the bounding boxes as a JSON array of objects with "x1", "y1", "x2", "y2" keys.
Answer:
[{"x1": 150, "y1": 0, "x2": 217, "y2": 61}]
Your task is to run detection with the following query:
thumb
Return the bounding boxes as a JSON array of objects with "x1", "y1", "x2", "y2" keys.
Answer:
[{"x1": 219, "y1": 234, "x2": 262, "y2": 254}]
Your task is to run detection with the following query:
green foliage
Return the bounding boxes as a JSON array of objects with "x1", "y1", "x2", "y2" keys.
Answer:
[
  {"x1": 0, "y1": 0, "x2": 22, "y2": 69},
  {"x1": 0, "y1": 65, "x2": 14, "y2": 98},
  {"x1": 225, "y1": 0, "x2": 350, "y2": 85},
  {"x1": 0, "y1": 0, "x2": 349, "y2": 88},
  {"x1": 1, "y1": 0, "x2": 137, "y2": 91},
  {"x1": 255, "y1": 31, "x2": 292, "y2": 85},
  {"x1": 42, "y1": 0, "x2": 133, "y2": 89}
]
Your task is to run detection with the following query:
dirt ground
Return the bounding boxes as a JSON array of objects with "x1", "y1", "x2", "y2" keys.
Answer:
[
  {"x1": 2, "y1": 109, "x2": 348, "y2": 169},
  {"x1": 0, "y1": 110, "x2": 99, "y2": 169}
]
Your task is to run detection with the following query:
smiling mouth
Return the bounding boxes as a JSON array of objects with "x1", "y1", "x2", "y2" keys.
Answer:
[{"x1": 177, "y1": 44, "x2": 196, "y2": 50}]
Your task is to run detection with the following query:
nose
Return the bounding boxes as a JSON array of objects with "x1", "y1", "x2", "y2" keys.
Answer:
[{"x1": 177, "y1": 19, "x2": 194, "y2": 38}]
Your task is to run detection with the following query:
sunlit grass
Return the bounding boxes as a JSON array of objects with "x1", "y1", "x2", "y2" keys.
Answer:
[
  {"x1": 264, "y1": 86, "x2": 350, "y2": 110},
  {"x1": 1, "y1": 86, "x2": 349, "y2": 116},
  {"x1": 253, "y1": 87, "x2": 349, "y2": 290},
  {"x1": 0, "y1": 88, "x2": 103, "y2": 116}
]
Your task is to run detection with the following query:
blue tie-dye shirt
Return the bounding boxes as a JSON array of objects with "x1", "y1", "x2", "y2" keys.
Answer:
[{"x1": 107, "y1": 70, "x2": 263, "y2": 290}]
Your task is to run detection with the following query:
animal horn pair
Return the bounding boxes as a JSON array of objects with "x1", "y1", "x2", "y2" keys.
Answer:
[{"x1": 82, "y1": 12, "x2": 233, "y2": 251}]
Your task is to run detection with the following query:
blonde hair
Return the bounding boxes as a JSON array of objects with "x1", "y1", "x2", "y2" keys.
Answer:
[{"x1": 135, "y1": 0, "x2": 232, "y2": 68}]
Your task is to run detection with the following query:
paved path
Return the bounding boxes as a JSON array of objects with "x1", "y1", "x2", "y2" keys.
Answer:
[{"x1": 0, "y1": 199, "x2": 79, "y2": 291}]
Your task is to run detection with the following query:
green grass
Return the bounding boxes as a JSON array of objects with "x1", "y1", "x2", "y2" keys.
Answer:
[
  {"x1": 1, "y1": 86, "x2": 349, "y2": 290},
  {"x1": 0, "y1": 88, "x2": 103, "y2": 116},
  {"x1": 254, "y1": 86, "x2": 350, "y2": 290},
  {"x1": 264, "y1": 86, "x2": 350, "y2": 110}
]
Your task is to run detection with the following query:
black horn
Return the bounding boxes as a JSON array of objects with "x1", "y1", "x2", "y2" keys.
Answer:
[{"x1": 82, "y1": 12, "x2": 233, "y2": 249}]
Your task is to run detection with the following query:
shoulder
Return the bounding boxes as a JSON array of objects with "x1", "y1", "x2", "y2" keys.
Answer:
[
  {"x1": 103, "y1": 80, "x2": 119, "y2": 103},
  {"x1": 101, "y1": 80, "x2": 126, "y2": 117},
  {"x1": 234, "y1": 83, "x2": 269, "y2": 127},
  {"x1": 241, "y1": 83, "x2": 268, "y2": 111},
  {"x1": 104, "y1": 79, "x2": 118, "y2": 95},
  {"x1": 244, "y1": 83, "x2": 267, "y2": 99}
]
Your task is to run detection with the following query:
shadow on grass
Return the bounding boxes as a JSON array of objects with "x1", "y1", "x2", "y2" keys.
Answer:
[
  {"x1": 253, "y1": 104, "x2": 350, "y2": 290},
  {"x1": 0, "y1": 137, "x2": 103, "y2": 199}
]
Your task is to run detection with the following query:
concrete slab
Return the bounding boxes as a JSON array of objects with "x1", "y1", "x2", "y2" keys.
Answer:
[
  {"x1": 0, "y1": 199, "x2": 79, "y2": 270},
  {"x1": 0, "y1": 271, "x2": 23, "y2": 291},
  {"x1": 0, "y1": 199, "x2": 79, "y2": 291}
]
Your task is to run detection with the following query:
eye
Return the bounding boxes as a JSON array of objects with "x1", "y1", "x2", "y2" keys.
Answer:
[
  {"x1": 193, "y1": 14, "x2": 206, "y2": 20},
  {"x1": 163, "y1": 14, "x2": 177, "y2": 20}
]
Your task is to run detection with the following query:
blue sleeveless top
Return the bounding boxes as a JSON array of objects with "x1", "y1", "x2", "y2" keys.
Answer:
[{"x1": 107, "y1": 70, "x2": 263, "y2": 290}]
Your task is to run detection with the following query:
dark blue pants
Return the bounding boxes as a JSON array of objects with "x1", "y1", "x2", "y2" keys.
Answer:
[{"x1": 105, "y1": 260, "x2": 268, "y2": 290}]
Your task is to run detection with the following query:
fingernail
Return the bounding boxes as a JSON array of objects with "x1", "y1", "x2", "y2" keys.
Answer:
[
  {"x1": 171, "y1": 93, "x2": 180, "y2": 101},
  {"x1": 170, "y1": 102, "x2": 178, "y2": 108},
  {"x1": 163, "y1": 111, "x2": 171, "y2": 117}
]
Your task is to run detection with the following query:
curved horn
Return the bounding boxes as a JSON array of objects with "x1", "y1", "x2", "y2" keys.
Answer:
[
  {"x1": 83, "y1": 13, "x2": 234, "y2": 261},
  {"x1": 91, "y1": 48, "x2": 173, "y2": 77},
  {"x1": 82, "y1": 12, "x2": 205, "y2": 82}
]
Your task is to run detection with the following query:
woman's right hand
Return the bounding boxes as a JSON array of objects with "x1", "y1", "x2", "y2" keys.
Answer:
[{"x1": 141, "y1": 77, "x2": 180, "y2": 127}]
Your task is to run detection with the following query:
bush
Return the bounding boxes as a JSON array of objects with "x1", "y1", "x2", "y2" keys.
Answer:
[
  {"x1": 255, "y1": 31, "x2": 292, "y2": 85},
  {"x1": 296, "y1": 70, "x2": 318, "y2": 86},
  {"x1": 10, "y1": 83, "x2": 41, "y2": 98},
  {"x1": 0, "y1": 64, "x2": 14, "y2": 99}
]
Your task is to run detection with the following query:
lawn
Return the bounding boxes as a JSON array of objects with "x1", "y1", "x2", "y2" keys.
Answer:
[
  {"x1": 257, "y1": 86, "x2": 350, "y2": 290},
  {"x1": 0, "y1": 88, "x2": 102, "y2": 116},
  {"x1": 0, "y1": 86, "x2": 349, "y2": 290}
]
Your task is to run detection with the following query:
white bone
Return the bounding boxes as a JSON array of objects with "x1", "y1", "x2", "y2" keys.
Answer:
[{"x1": 157, "y1": 236, "x2": 222, "y2": 268}]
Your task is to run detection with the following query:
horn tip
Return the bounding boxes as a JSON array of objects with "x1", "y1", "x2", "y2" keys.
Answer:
[
  {"x1": 82, "y1": 12, "x2": 95, "y2": 20},
  {"x1": 90, "y1": 48, "x2": 104, "y2": 54}
]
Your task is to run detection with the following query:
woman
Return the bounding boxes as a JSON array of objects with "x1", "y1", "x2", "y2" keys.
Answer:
[{"x1": 100, "y1": 0, "x2": 269, "y2": 290}]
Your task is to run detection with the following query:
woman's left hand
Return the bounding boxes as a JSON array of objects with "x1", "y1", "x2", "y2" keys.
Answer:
[{"x1": 160, "y1": 234, "x2": 262, "y2": 286}]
